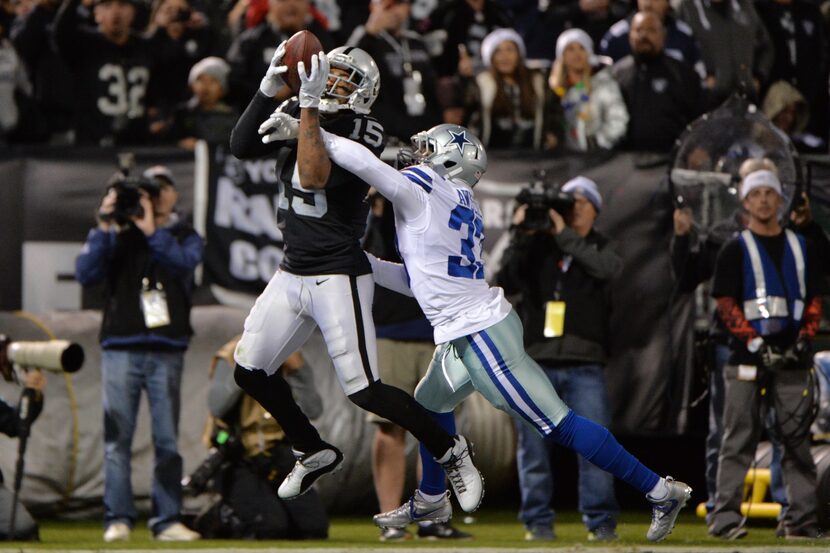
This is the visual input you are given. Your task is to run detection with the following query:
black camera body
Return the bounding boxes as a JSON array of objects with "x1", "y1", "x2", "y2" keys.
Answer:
[
  {"x1": 100, "y1": 175, "x2": 160, "y2": 226},
  {"x1": 182, "y1": 429, "x2": 240, "y2": 497},
  {"x1": 174, "y1": 7, "x2": 191, "y2": 22},
  {"x1": 515, "y1": 185, "x2": 575, "y2": 232}
]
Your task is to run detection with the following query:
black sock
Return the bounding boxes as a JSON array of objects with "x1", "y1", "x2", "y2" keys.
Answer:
[
  {"x1": 234, "y1": 364, "x2": 325, "y2": 453},
  {"x1": 349, "y1": 381, "x2": 454, "y2": 458}
]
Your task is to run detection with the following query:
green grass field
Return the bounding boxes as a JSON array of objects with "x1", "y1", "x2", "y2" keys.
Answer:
[{"x1": 4, "y1": 511, "x2": 825, "y2": 550}]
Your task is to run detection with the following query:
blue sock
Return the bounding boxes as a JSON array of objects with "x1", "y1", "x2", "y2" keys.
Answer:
[
  {"x1": 419, "y1": 410, "x2": 456, "y2": 495},
  {"x1": 547, "y1": 410, "x2": 660, "y2": 495}
]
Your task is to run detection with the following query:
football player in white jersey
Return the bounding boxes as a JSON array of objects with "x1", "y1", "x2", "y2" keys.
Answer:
[{"x1": 288, "y1": 52, "x2": 692, "y2": 542}]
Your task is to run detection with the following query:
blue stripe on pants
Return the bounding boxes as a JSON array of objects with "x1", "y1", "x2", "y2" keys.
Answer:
[
  {"x1": 478, "y1": 329, "x2": 556, "y2": 432},
  {"x1": 466, "y1": 333, "x2": 552, "y2": 434}
]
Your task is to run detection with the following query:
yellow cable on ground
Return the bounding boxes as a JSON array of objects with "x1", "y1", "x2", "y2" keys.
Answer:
[{"x1": 13, "y1": 311, "x2": 80, "y2": 508}]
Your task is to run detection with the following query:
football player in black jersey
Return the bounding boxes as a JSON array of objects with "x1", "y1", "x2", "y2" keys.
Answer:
[{"x1": 228, "y1": 44, "x2": 483, "y2": 506}]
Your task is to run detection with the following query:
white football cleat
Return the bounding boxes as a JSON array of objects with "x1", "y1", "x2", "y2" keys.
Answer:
[
  {"x1": 438, "y1": 435, "x2": 484, "y2": 513},
  {"x1": 278, "y1": 445, "x2": 344, "y2": 499}
]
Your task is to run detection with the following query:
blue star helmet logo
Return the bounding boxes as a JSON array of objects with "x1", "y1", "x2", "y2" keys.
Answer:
[{"x1": 446, "y1": 129, "x2": 473, "y2": 155}]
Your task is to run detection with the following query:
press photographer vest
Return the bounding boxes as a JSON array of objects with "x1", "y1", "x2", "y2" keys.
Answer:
[
  {"x1": 738, "y1": 229, "x2": 806, "y2": 336},
  {"x1": 100, "y1": 224, "x2": 195, "y2": 347}
]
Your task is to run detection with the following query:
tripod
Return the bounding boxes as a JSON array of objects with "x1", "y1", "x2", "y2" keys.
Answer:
[{"x1": 8, "y1": 387, "x2": 37, "y2": 540}]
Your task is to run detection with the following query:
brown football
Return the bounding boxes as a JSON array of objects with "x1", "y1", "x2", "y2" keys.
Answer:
[{"x1": 282, "y1": 30, "x2": 324, "y2": 94}]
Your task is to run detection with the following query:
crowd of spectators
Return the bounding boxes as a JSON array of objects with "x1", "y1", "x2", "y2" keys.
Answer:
[{"x1": 2, "y1": 0, "x2": 829, "y2": 152}]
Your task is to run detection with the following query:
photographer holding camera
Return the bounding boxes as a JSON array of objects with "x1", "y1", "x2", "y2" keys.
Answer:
[
  {"x1": 496, "y1": 176, "x2": 622, "y2": 541},
  {"x1": 0, "y1": 370, "x2": 44, "y2": 540},
  {"x1": 185, "y1": 338, "x2": 328, "y2": 540},
  {"x1": 75, "y1": 165, "x2": 203, "y2": 542},
  {"x1": 707, "y1": 169, "x2": 825, "y2": 540}
]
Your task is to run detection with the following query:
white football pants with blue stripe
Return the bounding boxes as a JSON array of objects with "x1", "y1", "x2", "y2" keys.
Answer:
[{"x1": 415, "y1": 309, "x2": 570, "y2": 435}]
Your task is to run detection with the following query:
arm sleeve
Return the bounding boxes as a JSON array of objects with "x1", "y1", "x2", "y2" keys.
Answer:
[
  {"x1": 320, "y1": 129, "x2": 426, "y2": 224},
  {"x1": 366, "y1": 252, "x2": 414, "y2": 297},
  {"x1": 146, "y1": 228, "x2": 203, "y2": 278},
  {"x1": 799, "y1": 296, "x2": 822, "y2": 339},
  {"x1": 75, "y1": 228, "x2": 115, "y2": 286},
  {"x1": 229, "y1": 91, "x2": 283, "y2": 159},
  {"x1": 716, "y1": 296, "x2": 759, "y2": 346},
  {"x1": 555, "y1": 228, "x2": 622, "y2": 280}
]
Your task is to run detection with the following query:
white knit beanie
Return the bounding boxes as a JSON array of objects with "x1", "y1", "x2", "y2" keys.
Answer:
[
  {"x1": 188, "y1": 56, "x2": 231, "y2": 91},
  {"x1": 562, "y1": 176, "x2": 602, "y2": 212},
  {"x1": 555, "y1": 28, "x2": 596, "y2": 65},
  {"x1": 480, "y1": 28, "x2": 526, "y2": 68}
]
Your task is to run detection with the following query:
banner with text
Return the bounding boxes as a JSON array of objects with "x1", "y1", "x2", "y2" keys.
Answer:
[{"x1": 200, "y1": 144, "x2": 283, "y2": 297}]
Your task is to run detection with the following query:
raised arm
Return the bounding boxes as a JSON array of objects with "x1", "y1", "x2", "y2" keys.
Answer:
[
  {"x1": 295, "y1": 53, "x2": 426, "y2": 222},
  {"x1": 319, "y1": 130, "x2": 426, "y2": 223},
  {"x1": 296, "y1": 53, "x2": 332, "y2": 190}
]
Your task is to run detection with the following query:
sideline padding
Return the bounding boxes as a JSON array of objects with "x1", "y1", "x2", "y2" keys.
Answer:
[{"x1": 0, "y1": 307, "x2": 515, "y2": 516}]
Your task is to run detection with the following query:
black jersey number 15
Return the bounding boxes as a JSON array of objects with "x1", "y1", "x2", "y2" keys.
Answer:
[{"x1": 348, "y1": 118, "x2": 384, "y2": 148}]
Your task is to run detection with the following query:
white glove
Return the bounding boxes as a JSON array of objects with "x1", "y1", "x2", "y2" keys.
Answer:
[
  {"x1": 258, "y1": 110, "x2": 300, "y2": 143},
  {"x1": 259, "y1": 40, "x2": 288, "y2": 97},
  {"x1": 298, "y1": 52, "x2": 329, "y2": 109}
]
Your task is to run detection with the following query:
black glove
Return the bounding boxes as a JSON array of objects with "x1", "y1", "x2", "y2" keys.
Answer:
[
  {"x1": 758, "y1": 344, "x2": 785, "y2": 372},
  {"x1": 786, "y1": 338, "x2": 814, "y2": 369}
]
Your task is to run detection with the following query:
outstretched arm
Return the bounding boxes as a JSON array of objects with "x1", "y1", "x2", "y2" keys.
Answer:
[
  {"x1": 297, "y1": 53, "x2": 332, "y2": 190},
  {"x1": 319, "y1": 130, "x2": 425, "y2": 224}
]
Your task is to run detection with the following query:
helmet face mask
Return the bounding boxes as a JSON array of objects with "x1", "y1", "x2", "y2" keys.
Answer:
[
  {"x1": 320, "y1": 47, "x2": 380, "y2": 114},
  {"x1": 403, "y1": 125, "x2": 487, "y2": 188}
]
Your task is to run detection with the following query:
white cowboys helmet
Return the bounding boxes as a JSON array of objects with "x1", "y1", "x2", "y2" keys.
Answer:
[
  {"x1": 401, "y1": 124, "x2": 488, "y2": 188},
  {"x1": 320, "y1": 46, "x2": 380, "y2": 115}
]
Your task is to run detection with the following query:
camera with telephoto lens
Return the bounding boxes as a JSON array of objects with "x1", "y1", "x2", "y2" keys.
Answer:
[
  {"x1": 0, "y1": 334, "x2": 84, "y2": 383},
  {"x1": 99, "y1": 153, "x2": 160, "y2": 226},
  {"x1": 182, "y1": 429, "x2": 240, "y2": 496},
  {"x1": 515, "y1": 171, "x2": 575, "y2": 232}
]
